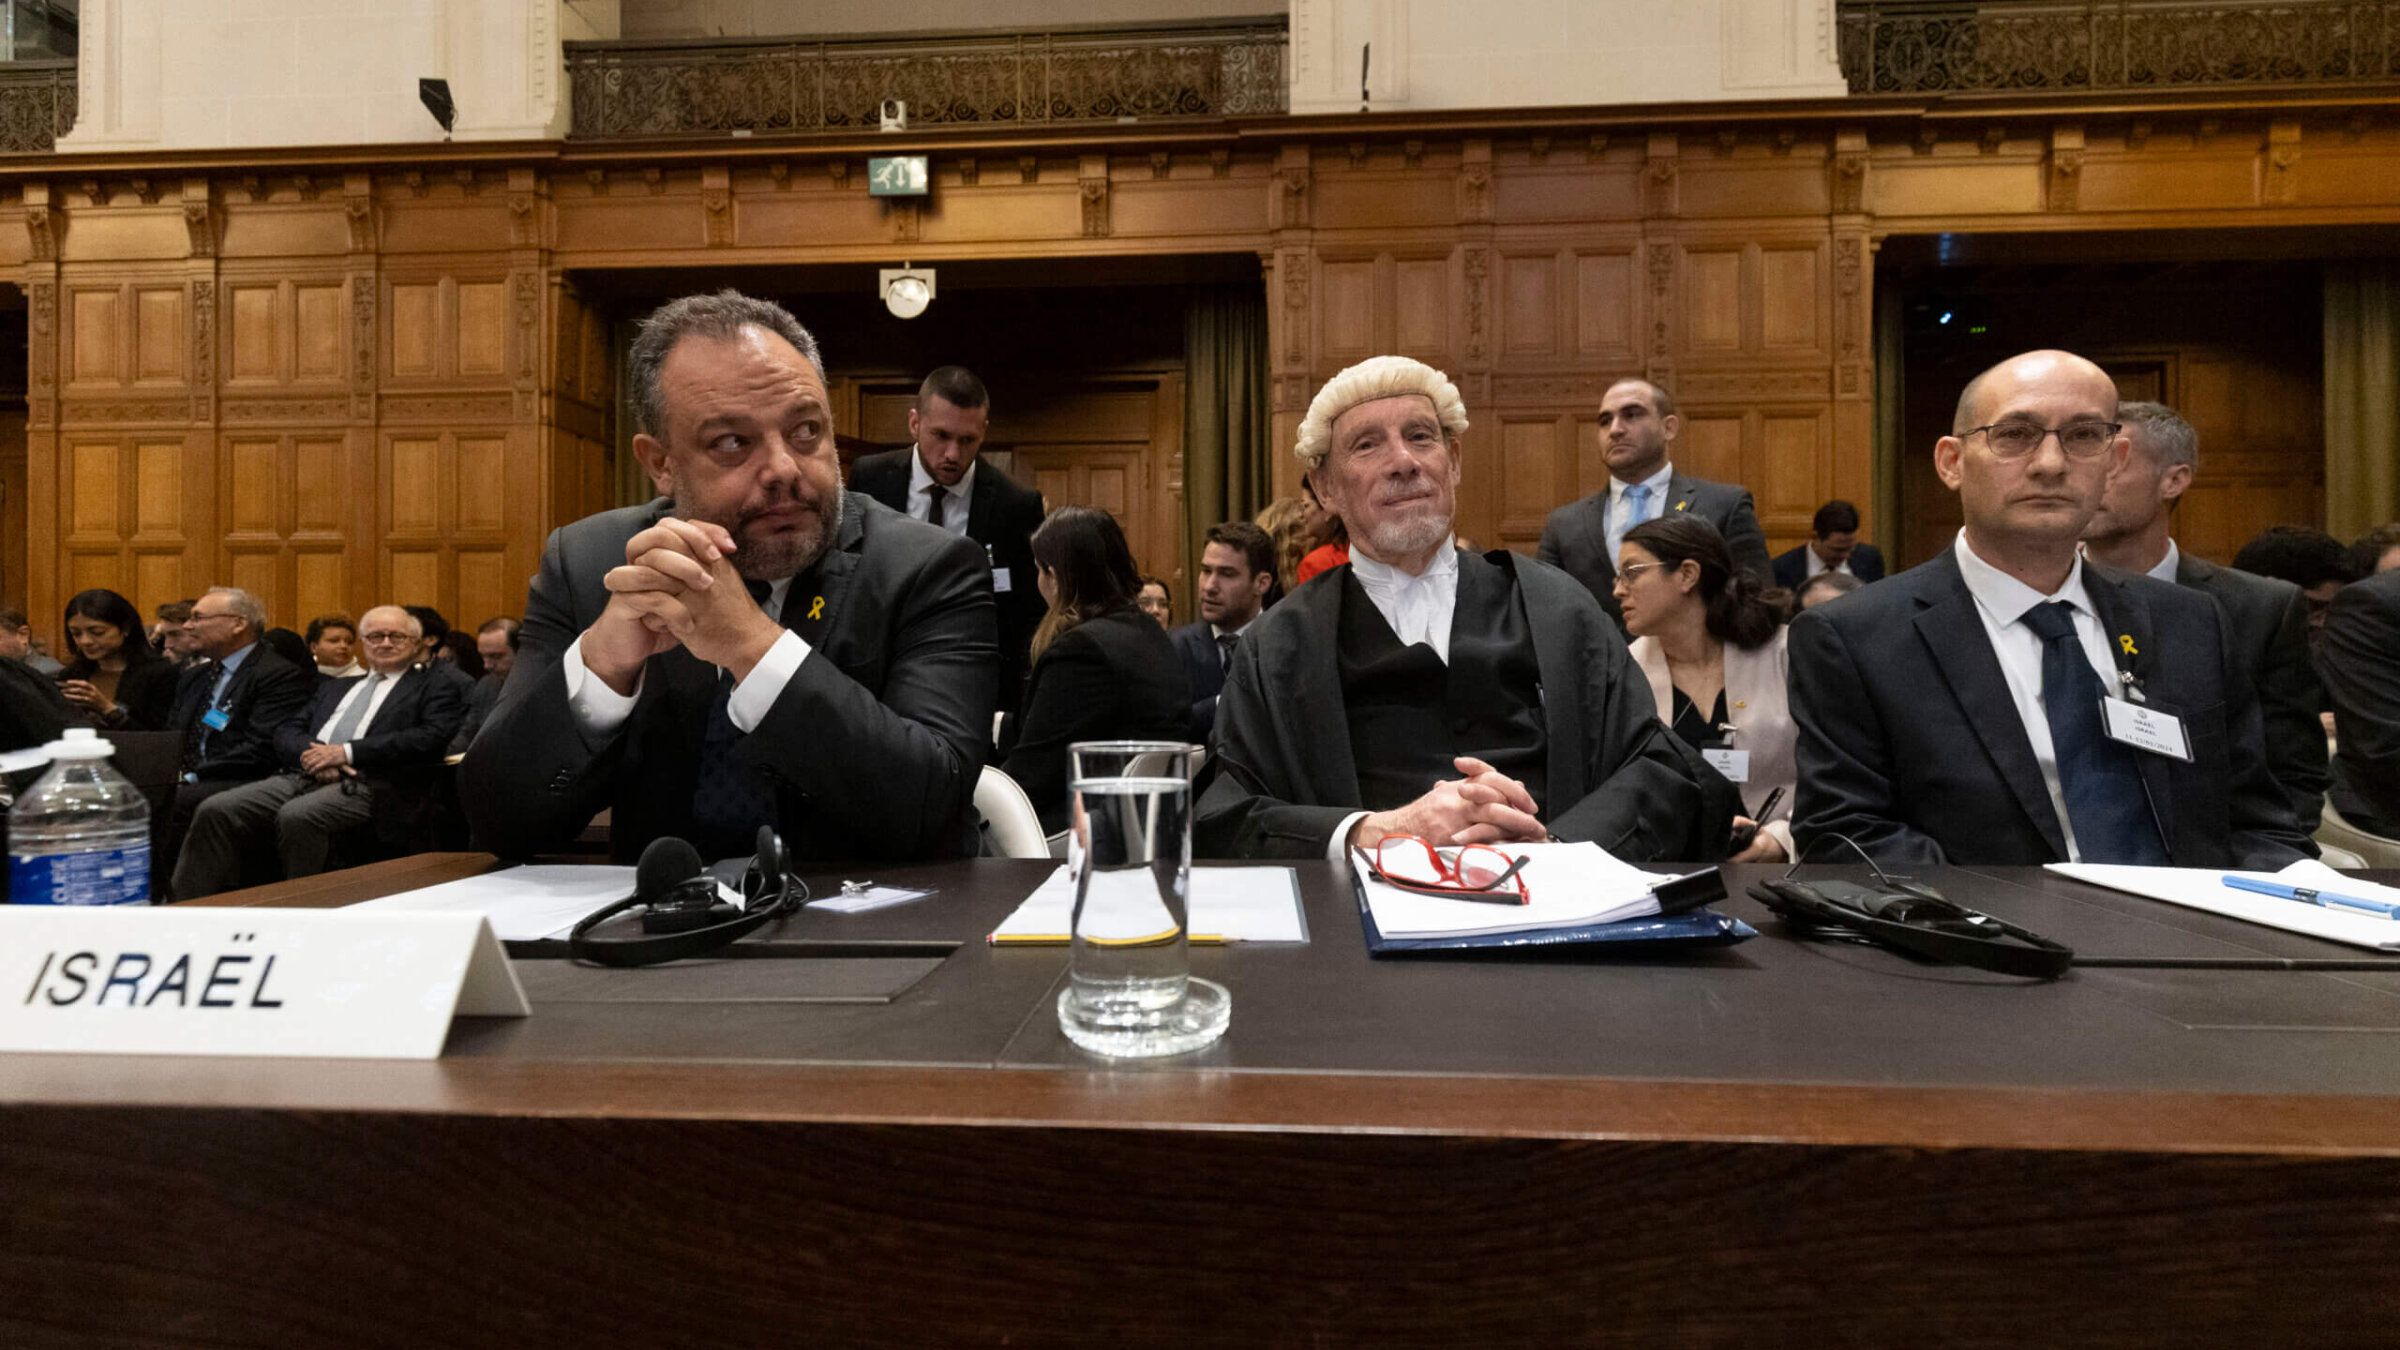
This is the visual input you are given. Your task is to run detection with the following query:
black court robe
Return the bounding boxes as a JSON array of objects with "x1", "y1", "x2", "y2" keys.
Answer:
[{"x1": 1195, "y1": 548, "x2": 1730, "y2": 861}]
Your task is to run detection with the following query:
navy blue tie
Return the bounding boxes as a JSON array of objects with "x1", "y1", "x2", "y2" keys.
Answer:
[
  {"x1": 689, "y1": 579, "x2": 779, "y2": 860},
  {"x1": 2020, "y1": 601, "x2": 2166, "y2": 864}
]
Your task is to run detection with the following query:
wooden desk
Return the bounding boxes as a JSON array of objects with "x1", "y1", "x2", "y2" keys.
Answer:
[{"x1": 6, "y1": 859, "x2": 2398, "y2": 1347}]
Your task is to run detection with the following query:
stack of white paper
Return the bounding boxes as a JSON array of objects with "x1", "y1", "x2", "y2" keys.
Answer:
[
  {"x1": 988, "y1": 865, "x2": 1307, "y2": 944},
  {"x1": 351, "y1": 865, "x2": 734, "y2": 942},
  {"x1": 2047, "y1": 858, "x2": 2400, "y2": 952},
  {"x1": 1352, "y1": 841, "x2": 1667, "y2": 939}
]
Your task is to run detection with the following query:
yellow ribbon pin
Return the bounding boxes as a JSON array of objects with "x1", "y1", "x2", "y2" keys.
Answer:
[
  {"x1": 2118, "y1": 634, "x2": 2137, "y2": 657},
  {"x1": 807, "y1": 596, "x2": 826, "y2": 621},
  {"x1": 1676, "y1": 500, "x2": 1689, "y2": 511}
]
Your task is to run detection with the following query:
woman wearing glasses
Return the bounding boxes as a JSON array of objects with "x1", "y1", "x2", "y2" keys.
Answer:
[
  {"x1": 1615, "y1": 516, "x2": 1796, "y2": 862},
  {"x1": 56, "y1": 587, "x2": 178, "y2": 731},
  {"x1": 999, "y1": 506, "x2": 1193, "y2": 834}
]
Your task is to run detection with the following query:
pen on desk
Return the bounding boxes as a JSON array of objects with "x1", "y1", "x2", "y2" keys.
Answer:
[{"x1": 2223, "y1": 875, "x2": 2400, "y2": 920}]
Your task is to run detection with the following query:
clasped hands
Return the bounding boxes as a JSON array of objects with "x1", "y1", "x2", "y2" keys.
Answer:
[
  {"x1": 583, "y1": 518, "x2": 784, "y2": 696},
  {"x1": 297, "y1": 742, "x2": 353, "y2": 782},
  {"x1": 1345, "y1": 756, "x2": 1547, "y2": 853}
]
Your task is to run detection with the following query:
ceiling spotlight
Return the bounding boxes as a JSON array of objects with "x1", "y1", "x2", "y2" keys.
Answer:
[
  {"x1": 419, "y1": 78, "x2": 456, "y2": 136},
  {"x1": 880, "y1": 266, "x2": 935, "y2": 320}
]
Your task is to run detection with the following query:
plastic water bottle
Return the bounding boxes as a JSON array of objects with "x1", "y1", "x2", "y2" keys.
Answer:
[{"x1": 7, "y1": 728, "x2": 151, "y2": 906}]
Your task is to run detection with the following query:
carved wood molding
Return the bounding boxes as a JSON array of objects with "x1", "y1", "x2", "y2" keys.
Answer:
[
  {"x1": 220, "y1": 396, "x2": 353, "y2": 424},
  {"x1": 1079, "y1": 156, "x2": 1111, "y2": 238},
  {"x1": 58, "y1": 398, "x2": 196, "y2": 426},
  {"x1": 2048, "y1": 124, "x2": 2085, "y2": 212},
  {"x1": 379, "y1": 393, "x2": 516, "y2": 424},
  {"x1": 1463, "y1": 246, "x2": 1490, "y2": 365},
  {"x1": 1672, "y1": 369, "x2": 1835, "y2": 402}
]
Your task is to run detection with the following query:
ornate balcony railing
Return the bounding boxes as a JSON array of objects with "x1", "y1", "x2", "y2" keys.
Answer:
[
  {"x1": 0, "y1": 59, "x2": 73, "y2": 152},
  {"x1": 1838, "y1": 0, "x2": 2400, "y2": 94},
  {"x1": 566, "y1": 22, "x2": 1288, "y2": 139}
]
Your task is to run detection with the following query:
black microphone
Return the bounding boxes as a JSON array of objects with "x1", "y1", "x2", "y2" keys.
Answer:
[{"x1": 633, "y1": 836, "x2": 731, "y2": 934}]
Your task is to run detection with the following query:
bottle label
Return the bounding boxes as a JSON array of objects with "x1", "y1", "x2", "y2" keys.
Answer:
[{"x1": 9, "y1": 844, "x2": 152, "y2": 906}]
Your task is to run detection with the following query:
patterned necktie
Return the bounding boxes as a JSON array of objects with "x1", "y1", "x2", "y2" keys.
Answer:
[
  {"x1": 322, "y1": 671, "x2": 384, "y2": 747},
  {"x1": 1217, "y1": 632, "x2": 1237, "y2": 671},
  {"x1": 923, "y1": 482, "x2": 946, "y2": 528},
  {"x1": 690, "y1": 578, "x2": 780, "y2": 859},
  {"x1": 2020, "y1": 601, "x2": 2167, "y2": 864}
]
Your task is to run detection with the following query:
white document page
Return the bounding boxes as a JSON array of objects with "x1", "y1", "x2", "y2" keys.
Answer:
[
  {"x1": 1353, "y1": 841, "x2": 1666, "y2": 939},
  {"x1": 989, "y1": 865, "x2": 1306, "y2": 944},
  {"x1": 2047, "y1": 859, "x2": 2400, "y2": 952},
  {"x1": 348, "y1": 865, "x2": 640, "y2": 942}
]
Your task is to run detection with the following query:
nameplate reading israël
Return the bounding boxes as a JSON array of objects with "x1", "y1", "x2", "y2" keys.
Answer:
[{"x1": 0, "y1": 908, "x2": 529, "y2": 1060}]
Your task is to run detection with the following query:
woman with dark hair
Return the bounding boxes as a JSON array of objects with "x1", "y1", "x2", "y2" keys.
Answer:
[
  {"x1": 999, "y1": 506, "x2": 1193, "y2": 833},
  {"x1": 1615, "y1": 516, "x2": 1796, "y2": 862},
  {"x1": 57, "y1": 588, "x2": 177, "y2": 730}
]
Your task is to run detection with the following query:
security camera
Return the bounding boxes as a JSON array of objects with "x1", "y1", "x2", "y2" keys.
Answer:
[
  {"x1": 880, "y1": 99, "x2": 908, "y2": 133},
  {"x1": 880, "y1": 266, "x2": 935, "y2": 320}
]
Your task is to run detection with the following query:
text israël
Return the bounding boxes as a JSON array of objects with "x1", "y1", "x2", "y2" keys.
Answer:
[{"x1": 23, "y1": 949, "x2": 284, "y2": 1009}]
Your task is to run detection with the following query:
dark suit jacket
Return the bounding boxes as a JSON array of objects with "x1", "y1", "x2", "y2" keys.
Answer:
[
  {"x1": 1, "y1": 655, "x2": 76, "y2": 754},
  {"x1": 2320, "y1": 567, "x2": 2400, "y2": 836},
  {"x1": 851, "y1": 447, "x2": 1045, "y2": 709},
  {"x1": 2174, "y1": 552, "x2": 2327, "y2": 833},
  {"x1": 60, "y1": 655, "x2": 179, "y2": 732},
  {"x1": 999, "y1": 608, "x2": 1192, "y2": 834},
  {"x1": 1787, "y1": 547, "x2": 2311, "y2": 869},
  {"x1": 1539, "y1": 471, "x2": 1772, "y2": 622},
  {"x1": 1195, "y1": 549, "x2": 1730, "y2": 861},
  {"x1": 1771, "y1": 542, "x2": 1886, "y2": 590},
  {"x1": 462, "y1": 493, "x2": 998, "y2": 864},
  {"x1": 170, "y1": 645, "x2": 314, "y2": 784},
  {"x1": 276, "y1": 666, "x2": 467, "y2": 852},
  {"x1": 1168, "y1": 619, "x2": 1233, "y2": 744}
]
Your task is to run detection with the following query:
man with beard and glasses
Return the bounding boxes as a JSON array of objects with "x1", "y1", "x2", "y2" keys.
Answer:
[
  {"x1": 463, "y1": 290, "x2": 998, "y2": 863},
  {"x1": 1195, "y1": 355, "x2": 1726, "y2": 862}
]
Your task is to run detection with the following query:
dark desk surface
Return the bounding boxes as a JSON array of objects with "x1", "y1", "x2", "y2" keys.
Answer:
[{"x1": 12, "y1": 855, "x2": 2400, "y2": 1156}]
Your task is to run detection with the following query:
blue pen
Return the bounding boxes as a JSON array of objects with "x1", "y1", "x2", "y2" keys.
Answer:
[{"x1": 2224, "y1": 875, "x2": 2400, "y2": 920}]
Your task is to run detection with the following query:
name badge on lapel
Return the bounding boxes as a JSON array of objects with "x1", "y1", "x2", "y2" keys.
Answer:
[
  {"x1": 1703, "y1": 748, "x2": 1750, "y2": 783},
  {"x1": 2099, "y1": 698, "x2": 2192, "y2": 762},
  {"x1": 201, "y1": 708, "x2": 231, "y2": 731},
  {"x1": 991, "y1": 567, "x2": 1013, "y2": 594}
]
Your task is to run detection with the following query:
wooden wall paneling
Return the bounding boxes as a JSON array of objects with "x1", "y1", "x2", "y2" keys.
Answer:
[
  {"x1": 1318, "y1": 256, "x2": 1375, "y2": 365},
  {"x1": 1574, "y1": 250, "x2": 1638, "y2": 361},
  {"x1": 1501, "y1": 251, "x2": 1558, "y2": 359}
]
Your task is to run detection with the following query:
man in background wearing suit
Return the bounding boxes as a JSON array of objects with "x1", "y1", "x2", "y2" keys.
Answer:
[
  {"x1": 1539, "y1": 377, "x2": 1771, "y2": 623},
  {"x1": 2319, "y1": 567, "x2": 2400, "y2": 843},
  {"x1": 172, "y1": 605, "x2": 465, "y2": 898},
  {"x1": 1771, "y1": 499, "x2": 1886, "y2": 590},
  {"x1": 160, "y1": 586, "x2": 314, "y2": 897},
  {"x1": 851, "y1": 366, "x2": 1045, "y2": 711},
  {"x1": 1170, "y1": 520, "x2": 1275, "y2": 743},
  {"x1": 1789, "y1": 349, "x2": 2310, "y2": 869},
  {"x1": 2082, "y1": 400, "x2": 2327, "y2": 832},
  {"x1": 464, "y1": 291, "x2": 997, "y2": 864}
]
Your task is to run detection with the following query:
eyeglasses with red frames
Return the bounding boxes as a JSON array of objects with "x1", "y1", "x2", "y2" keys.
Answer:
[{"x1": 1367, "y1": 835, "x2": 1532, "y2": 905}]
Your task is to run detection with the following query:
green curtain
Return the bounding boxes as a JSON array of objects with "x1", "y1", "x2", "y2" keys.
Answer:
[
  {"x1": 1181, "y1": 284, "x2": 1272, "y2": 608},
  {"x1": 2324, "y1": 261, "x2": 2400, "y2": 539}
]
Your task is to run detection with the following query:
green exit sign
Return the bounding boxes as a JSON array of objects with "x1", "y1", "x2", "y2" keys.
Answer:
[{"x1": 868, "y1": 156, "x2": 930, "y2": 197}]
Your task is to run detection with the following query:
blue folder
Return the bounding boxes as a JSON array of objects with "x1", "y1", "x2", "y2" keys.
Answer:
[{"x1": 1352, "y1": 869, "x2": 1756, "y2": 957}]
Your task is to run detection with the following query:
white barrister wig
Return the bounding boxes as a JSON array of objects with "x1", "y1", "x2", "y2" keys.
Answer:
[{"x1": 1293, "y1": 355, "x2": 1471, "y2": 470}]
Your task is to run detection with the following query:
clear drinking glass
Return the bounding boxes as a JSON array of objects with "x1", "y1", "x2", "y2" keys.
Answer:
[{"x1": 1057, "y1": 740, "x2": 1229, "y2": 1057}]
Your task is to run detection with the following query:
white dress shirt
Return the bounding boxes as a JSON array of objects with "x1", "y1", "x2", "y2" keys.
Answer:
[
  {"x1": 316, "y1": 660, "x2": 365, "y2": 680},
  {"x1": 561, "y1": 575, "x2": 810, "y2": 742},
  {"x1": 1952, "y1": 530, "x2": 2127, "y2": 863},
  {"x1": 1604, "y1": 461, "x2": 1675, "y2": 570},
  {"x1": 905, "y1": 449, "x2": 976, "y2": 539},
  {"x1": 1326, "y1": 545, "x2": 1464, "y2": 859},
  {"x1": 1803, "y1": 546, "x2": 1852, "y2": 581},
  {"x1": 313, "y1": 668, "x2": 405, "y2": 764},
  {"x1": 2143, "y1": 538, "x2": 2181, "y2": 583}
]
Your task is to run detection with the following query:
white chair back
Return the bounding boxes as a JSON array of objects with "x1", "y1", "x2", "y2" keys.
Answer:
[{"x1": 974, "y1": 766, "x2": 1050, "y2": 859}]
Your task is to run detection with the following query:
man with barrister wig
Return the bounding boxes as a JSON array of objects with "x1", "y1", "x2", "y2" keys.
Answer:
[{"x1": 1195, "y1": 355, "x2": 1727, "y2": 861}]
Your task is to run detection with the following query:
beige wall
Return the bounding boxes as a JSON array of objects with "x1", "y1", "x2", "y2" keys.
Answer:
[{"x1": 619, "y1": 0, "x2": 1283, "y2": 38}]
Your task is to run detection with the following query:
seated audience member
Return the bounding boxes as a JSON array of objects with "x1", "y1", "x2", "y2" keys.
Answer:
[
  {"x1": 1134, "y1": 576, "x2": 1173, "y2": 627},
  {"x1": 436, "y1": 629, "x2": 486, "y2": 681},
  {"x1": 2083, "y1": 401, "x2": 2327, "y2": 833},
  {"x1": 1788, "y1": 349, "x2": 2310, "y2": 869},
  {"x1": 1793, "y1": 571, "x2": 1861, "y2": 613},
  {"x1": 55, "y1": 588, "x2": 177, "y2": 731},
  {"x1": 160, "y1": 587, "x2": 315, "y2": 896},
  {"x1": 462, "y1": 290, "x2": 996, "y2": 864},
  {"x1": 2320, "y1": 565, "x2": 2400, "y2": 840},
  {"x1": 450, "y1": 616, "x2": 521, "y2": 754},
  {"x1": 1618, "y1": 517, "x2": 1797, "y2": 862},
  {"x1": 1771, "y1": 499, "x2": 1885, "y2": 590},
  {"x1": 1197, "y1": 355, "x2": 1721, "y2": 862},
  {"x1": 1, "y1": 633, "x2": 75, "y2": 752},
  {"x1": 261, "y1": 626, "x2": 313, "y2": 674},
  {"x1": 1540, "y1": 377, "x2": 1772, "y2": 624},
  {"x1": 155, "y1": 601, "x2": 201, "y2": 667},
  {"x1": 308, "y1": 613, "x2": 365, "y2": 680},
  {"x1": 2231, "y1": 525, "x2": 2354, "y2": 639},
  {"x1": 1171, "y1": 521, "x2": 1276, "y2": 743},
  {"x1": 1293, "y1": 476, "x2": 1350, "y2": 585},
  {"x1": 172, "y1": 606, "x2": 466, "y2": 898},
  {"x1": 3, "y1": 605, "x2": 63, "y2": 676},
  {"x1": 2349, "y1": 522, "x2": 2400, "y2": 579},
  {"x1": 998, "y1": 507, "x2": 1192, "y2": 833}
]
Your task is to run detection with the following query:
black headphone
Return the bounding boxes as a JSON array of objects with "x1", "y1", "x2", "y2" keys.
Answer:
[
  {"x1": 567, "y1": 828, "x2": 808, "y2": 968},
  {"x1": 1747, "y1": 833, "x2": 2075, "y2": 979}
]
